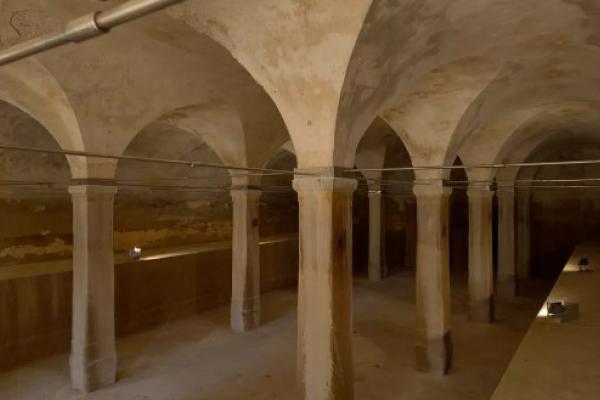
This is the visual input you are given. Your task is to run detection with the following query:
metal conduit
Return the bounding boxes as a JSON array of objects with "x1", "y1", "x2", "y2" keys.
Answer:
[
  {"x1": 0, "y1": 144, "x2": 303, "y2": 175},
  {"x1": 0, "y1": 180, "x2": 297, "y2": 194},
  {"x1": 364, "y1": 177, "x2": 600, "y2": 186},
  {"x1": 348, "y1": 158, "x2": 600, "y2": 173},
  {"x1": 2, "y1": 145, "x2": 599, "y2": 181},
  {"x1": 0, "y1": 0, "x2": 187, "y2": 66}
]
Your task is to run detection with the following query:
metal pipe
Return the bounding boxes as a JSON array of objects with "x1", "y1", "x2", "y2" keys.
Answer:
[
  {"x1": 0, "y1": 0, "x2": 186, "y2": 66},
  {"x1": 0, "y1": 179, "x2": 297, "y2": 192},
  {"x1": 513, "y1": 178, "x2": 600, "y2": 184},
  {"x1": 0, "y1": 144, "x2": 301, "y2": 175},
  {"x1": 348, "y1": 158, "x2": 600, "y2": 173},
  {"x1": 359, "y1": 176, "x2": 600, "y2": 186},
  {"x1": 514, "y1": 185, "x2": 600, "y2": 189}
]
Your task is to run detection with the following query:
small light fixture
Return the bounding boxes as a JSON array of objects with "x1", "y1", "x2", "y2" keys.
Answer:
[
  {"x1": 129, "y1": 246, "x2": 142, "y2": 259},
  {"x1": 546, "y1": 300, "x2": 579, "y2": 323},
  {"x1": 577, "y1": 257, "x2": 590, "y2": 272}
]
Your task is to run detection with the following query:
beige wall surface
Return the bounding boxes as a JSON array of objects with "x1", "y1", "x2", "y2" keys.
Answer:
[{"x1": 0, "y1": 236, "x2": 298, "y2": 371}]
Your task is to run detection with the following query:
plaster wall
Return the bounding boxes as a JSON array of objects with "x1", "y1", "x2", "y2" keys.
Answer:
[
  {"x1": 0, "y1": 111, "x2": 299, "y2": 266},
  {"x1": 0, "y1": 236, "x2": 298, "y2": 371}
]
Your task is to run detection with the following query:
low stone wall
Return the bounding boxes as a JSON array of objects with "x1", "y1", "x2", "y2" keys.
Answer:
[{"x1": 0, "y1": 235, "x2": 298, "y2": 371}]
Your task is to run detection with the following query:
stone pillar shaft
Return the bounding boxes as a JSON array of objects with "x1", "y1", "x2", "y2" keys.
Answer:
[
  {"x1": 69, "y1": 185, "x2": 117, "y2": 393},
  {"x1": 230, "y1": 187, "x2": 261, "y2": 332},
  {"x1": 368, "y1": 191, "x2": 385, "y2": 281},
  {"x1": 404, "y1": 197, "x2": 417, "y2": 269},
  {"x1": 413, "y1": 182, "x2": 452, "y2": 374},
  {"x1": 467, "y1": 185, "x2": 494, "y2": 322},
  {"x1": 516, "y1": 190, "x2": 531, "y2": 293},
  {"x1": 294, "y1": 176, "x2": 356, "y2": 400},
  {"x1": 497, "y1": 186, "x2": 516, "y2": 295}
]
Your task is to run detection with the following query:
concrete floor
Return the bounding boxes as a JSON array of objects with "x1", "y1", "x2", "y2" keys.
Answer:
[
  {"x1": 493, "y1": 243, "x2": 600, "y2": 400},
  {"x1": 0, "y1": 270, "x2": 548, "y2": 400}
]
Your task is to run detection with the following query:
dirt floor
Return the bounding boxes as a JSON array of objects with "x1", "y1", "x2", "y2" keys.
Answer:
[{"x1": 0, "y1": 269, "x2": 549, "y2": 400}]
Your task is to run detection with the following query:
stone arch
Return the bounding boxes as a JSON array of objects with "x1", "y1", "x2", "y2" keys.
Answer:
[
  {"x1": 0, "y1": 99, "x2": 71, "y2": 181},
  {"x1": 457, "y1": 49, "x2": 600, "y2": 180},
  {"x1": 114, "y1": 121, "x2": 234, "y2": 252},
  {"x1": 114, "y1": 102, "x2": 248, "y2": 181},
  {"x1": 258, "y1": 141, "x2": 298, "y2": 237},
  {"x1": 354, "y1": 117, "x2": 415, "y2": 192},
  {"x1": 171, "y1": 1, "x2": 372, "y2": 169},
  {"x1": 512, "y1": 134, "x2": 600, "y2": 280},
  {"x1": 376, "y1": 58, "x2": 498, "y2": 181},
  {"x1": 0, "y1": 59, "x2": 84, "y2": 178},
  {"x1": 491, "y1": 102, "x2": 600, "y2": 183}
]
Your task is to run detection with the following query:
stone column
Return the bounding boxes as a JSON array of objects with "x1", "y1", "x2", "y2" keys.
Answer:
[
  {"x1": 404, "y1": 196, "x2": 417, "y2": 269},
  {"x1": 230, "y1": 186, "x2": 261, "y2": 332},
  {"x1": 368, "y1": 190, "x2": 385, "y2": 281},
  {"x1": 467, "y1": 184, "x2": 495, "y2": 322},
  {"x1": 294, "y1": 174, "x2": 356, "y2": 400},
  {"x1": 69, "y1": 184, "x2": 117, "y2": 393},
  {"x1": 516, "y1": 189, "x2": 531, "y2": 294},
  {"x1": 497, "y1": 185, "x2": 516, "y2": 296},
  {"x1": 413, "y1": 181, "x2": 452, "y2": 375}
]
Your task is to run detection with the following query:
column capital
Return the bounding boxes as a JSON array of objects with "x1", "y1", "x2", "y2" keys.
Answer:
[
  {"x1": 293, "y1": 176, "x2": 357, "y2": 193},
  {"x1": 230, "y1": 185, "x2": 262, "y2": 201},
  {"x1": 68, "y1": 184, "x2": 117, "y2": 196},
  {"x1": 496, "y1": 182, "x2": 515, "y2": 196},
  {"x1": 367, "y1": 190, "x2": 382, "y2": 199},
  {"x1": 413, "y1": 180, "x2": 452, "y2": 198},
  {"x1": 466, "y1": 183, "x2": 494, "y2": 199}
]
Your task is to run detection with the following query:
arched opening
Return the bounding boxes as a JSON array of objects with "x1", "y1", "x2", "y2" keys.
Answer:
[
  {"x1": 352, "y1": 117, "x2": 415, "y2": 278},
  {"x1": 0, "y1": 100, "x2": 72, "y2": 370},
  {"x1": 111, "y1": 123, "x2": 235, "y2": 336},
  {"x1": 518, "y1": 136, "x2": 600, "y2": 283},
  {"x1": 115, "y1": 123, "x2": 232, "y2": 253},
  {"x1": 260, "y1": 147, "x2": 298, "y2": 238},
  {"x1": 258, "y1": 146, "x2": 299, "y2": 324},
  {"x1": 110, "y1": 120, "x2": 301, "y2": 360},
  {"x1": 381, "y1": 134, "x2": 416, "y2": 275},
  {"x1": 449, "y1": 157, "x2": 469, "y2": 289},
  {"x1": 352, "y1": 168, "x2": 370, "y2": 277}
]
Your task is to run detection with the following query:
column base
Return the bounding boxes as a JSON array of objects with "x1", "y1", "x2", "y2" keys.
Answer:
[
  {"x1": 515, "y1": 278, "x2": 528, "y2": 296},
  {"x1": 231, "y1": 297, "x2": 261, "y2": 332},
  {"x1": 368, "y1": 263, "x2": 385, "y2": 281},
  {"x1": 469, "y1": 298, "x2": 494, "y2": 323},
  {"x1": 415, "y1": 333, "x2": 453, "y2": 375},
  {"x1": 70, "y1": 353, "x2": 117, "y2": 393}
]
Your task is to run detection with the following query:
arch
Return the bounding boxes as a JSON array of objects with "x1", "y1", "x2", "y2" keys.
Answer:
[
  {"x1": 0, "y1": 59, "x2": 84, "y2": 178},
  {"x1": 114, "y1": 102, "x2": 248, "y2": 182},
  {"x1": 491, "y1": 102, "x2": 600, "y2": 183},
  {"x1": 0, "y1": 100, "x2": 71, "y2": 184},
  {"x1": 171, "y1": 1, "x2": 372, "y2": 169},
  {"x1": 116, "y1": 124, "x2": 231, "y2": 187},
  {"x1": 114, "y1": 123, "x2": 234, "y2": 252},
  {"x1": 156, "y1": 103, "x2": 247, "y2": 168},
  {"x1": 377, "y1": 59, "x2": 498, "y2": 177},
  {"x1": 512, "y1": 137, "x2": 600, "y2": 279},
  {"x1": 457, "y1": 47, "x2": 600, "y2": 178},
  {"x1": 261, "y1": 142, "x2": 297, "y2": 189},
  {"x1": 354, "y1": 117, "x2": 414, "y2": 192},
  {"x1": 333, "y1": 1, "x2": 453, "y2": 169}
]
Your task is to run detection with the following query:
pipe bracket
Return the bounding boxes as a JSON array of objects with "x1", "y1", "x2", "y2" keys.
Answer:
[{"x1": 64, "y1": 12, "x2": 107, "y2": 42}]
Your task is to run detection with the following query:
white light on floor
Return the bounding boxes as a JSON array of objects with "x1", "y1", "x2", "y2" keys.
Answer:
[{"x1": 537, "y1": 304, "x2": 548, "y2": 318}]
